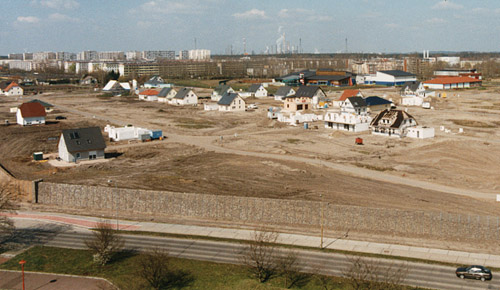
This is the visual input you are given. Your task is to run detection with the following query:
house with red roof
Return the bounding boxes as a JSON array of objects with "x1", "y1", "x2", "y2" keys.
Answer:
[
  {"x1": 16, "y1": 102, "x2": 46, "y2": 126},
  {"x1": 333, "y1": 89, "x2": 363, "y2": 107},
  {"x1": 138, "y1": 89, "x2": 160, "y2": 101},
  {"x1": 1, "y1": 82, "x2": 23, "y2": 96},
  {"x1": 422, "y1": 77, "x2": 482, "y2": 90}
]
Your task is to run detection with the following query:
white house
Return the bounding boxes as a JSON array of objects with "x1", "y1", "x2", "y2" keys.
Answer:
[
  {"x1": 2, "y1": 82, "x2": 23, "y2": 96},
  {"x1": 169, "y1": 88, "x2": 198, "y2": 105},
  {"x1": 406, "y1": 126, "x2": 435, "y2": 139},
  {"x1": 211, "y1": 84, "x2": 234, "y2": 101},
  {"x1": 217, "y1": 93, "x2": 245, "y2": 112},
  {"x1": 333, "y1": 89, "x2": 363, "y2": 108},
  {"x1": 144, "y1": 75, "x2": 172, "y2": 89},
  {"x1": 16, "y1": 102, "x2": 46, "y2": 126},
  {"x1": 104, "y1": 125, "x2": 152, "y2": 141},
  {"x1": 58, "y1": 127, "x2": 106, "y2": 162},
  {"x1": 138, "y1": 89, "x2": 159, "y2": 101},
  {"x1": 370, "y1": 109, "x2": 426, "y2": 138},
  {"x1": 247, "y1": 84, "x2": 268, "y2": 98},
  {"x1": 274, "y1": 86, "x2": 295, "y2": 101},
  {"x1": 157, "y1": 87, "x2": 177, "y2": 102},
  {"x1": 422, "y1": 77, "x2": 482, "y2": 90},
  {"x1": 365, "y1": 70, "x2": 417, "y2": 86},
  {"x1": 324, "y1": 96, "x2": 372, "y2": 132},
  {"x1": 102, "y1": 80, "x2": 130, "y2": 95}
]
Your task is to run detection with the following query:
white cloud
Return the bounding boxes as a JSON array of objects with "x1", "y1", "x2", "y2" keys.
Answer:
[
  {"x1": 278, "y1": 8, "x2": 332, "y2": 22},
  {"x1": 232, "y1": 9, "x2": 267, "y2": 19},
  {"x1": 40, "y1": 0, "x2": 79, "y2": 9},
  {"x1": 48, "y1": 13, "x2": 79, "y2": 22},
  {"x1": 432, "y1": 1, "x2": 463, "y2": 10},
  {"x1": 16, "y1": 16, "x2": 40, "y2": 23},
  {"x1": 139, "y1": 0, "x2": 204, "y2": 14},
  {"x1": 426, "y1": 17, "x2": 446, "y2": 24}
]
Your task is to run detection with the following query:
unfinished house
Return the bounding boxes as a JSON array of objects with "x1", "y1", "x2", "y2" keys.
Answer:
[
  {"x1": 370, "y1": 109, "x2": 433, "y2": 138},
  {"x1": 324, "y1": 96, "x2": 371, "y2": 132}
]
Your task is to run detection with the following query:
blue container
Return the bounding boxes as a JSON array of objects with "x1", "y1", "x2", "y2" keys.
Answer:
[
  {"x1": 304, "y1": 123, "x2": 308, "y2": 129},
  {"x1": 150, "y1": 130, "x2": 163, "y2": 139}
]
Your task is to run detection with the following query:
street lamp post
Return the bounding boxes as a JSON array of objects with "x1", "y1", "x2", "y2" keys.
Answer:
[
  {"x1": 108, "y1": 179, "x2": 119, "y2": 231},
  {"x1": 19, "y1": 259, "x2": 26, "y2": 290}
]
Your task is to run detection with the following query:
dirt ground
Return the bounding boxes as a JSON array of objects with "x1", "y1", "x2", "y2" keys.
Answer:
[{"x1": 1, "y1": 85, "x2": 500, "y2": 219}]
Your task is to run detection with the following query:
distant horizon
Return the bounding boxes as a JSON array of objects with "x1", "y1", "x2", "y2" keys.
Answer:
[{"x1": 2, "y1": 0, "x2": 500, "y2": 55}]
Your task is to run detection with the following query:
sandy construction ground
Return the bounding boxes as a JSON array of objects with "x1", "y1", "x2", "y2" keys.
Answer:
[{"x1": 1, "y1": 85, "x2": 499, "y2": 218}]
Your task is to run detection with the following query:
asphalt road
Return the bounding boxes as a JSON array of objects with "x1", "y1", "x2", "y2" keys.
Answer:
[{"x1": 38, "y1": 230, "x2": 500, "y2": 290}]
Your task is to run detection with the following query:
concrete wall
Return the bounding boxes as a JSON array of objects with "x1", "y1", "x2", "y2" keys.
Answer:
[{"x1": 37, "y1": 182, "x2": 500, "y2": 242}]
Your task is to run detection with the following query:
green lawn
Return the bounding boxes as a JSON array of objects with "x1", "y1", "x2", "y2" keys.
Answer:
[{"x1": 0, "y1": 246, "x2": 426, "y2": 290}]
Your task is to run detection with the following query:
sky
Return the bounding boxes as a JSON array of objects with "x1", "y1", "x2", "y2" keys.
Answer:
[{"x1": 1, "y1": 0, "x2": 500, "y2": 55}]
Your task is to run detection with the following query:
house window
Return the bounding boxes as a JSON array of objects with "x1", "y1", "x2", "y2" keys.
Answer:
[{"x1": 76, "y1": 153, "x2": 81, "y2": 159}]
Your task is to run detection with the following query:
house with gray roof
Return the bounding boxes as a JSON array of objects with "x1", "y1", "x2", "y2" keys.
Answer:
[
  {"x1": 274, "y1": 86, "x2": 295, "y2": 101},
  {"x1": 283, "y1": 86, "x2": 327, "y2": 111},
  {"x1": 324, "y1": 96, "x2": 371, "y2": 132},
  {"x1": 365, "y1": 70, "x2": 417, "y2": 86},
  {"x1": 217, "y1": 93, "x2": 245, "y2": 112},
  {"x1": 144, "y1": 75, "x2": 171, "y2": 89},
  {"x1": 247, "y1": 84, "x2": 267, "y2": 98},
  {"x1": 169, "y1": 88, "x2": 198, "y2": 106},
  {"x1": 211, "y1": 84, "x2": 235, "y2": 101},
  {"x1": 58, "y1": 127, "x2": 106, "y2": 162},
  {"x1": 158, "y1": 87, "x2": 177, "y2": 102}
]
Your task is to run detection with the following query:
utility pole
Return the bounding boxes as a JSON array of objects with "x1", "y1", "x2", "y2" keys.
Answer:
[
  {"x1": 345, "y1": 37, "x2": 348, "y2": 54},
  {"x1": 320, "y1": 193, "x2": 324, "y2": 249},
  {"x1": 194, "y1": 38, "x2": 197, "y2": 49},
  {"x1": 243, "y1": 38, "x2": 246, "y2": 55}
]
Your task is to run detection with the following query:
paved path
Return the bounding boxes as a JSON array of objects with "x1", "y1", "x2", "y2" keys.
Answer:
[
  {"x1": 5, "y1": 210, "x2": 500, "y2": 269},
  {"x1": 0, "y1": 270, "x2": 115, "y2": 290}
]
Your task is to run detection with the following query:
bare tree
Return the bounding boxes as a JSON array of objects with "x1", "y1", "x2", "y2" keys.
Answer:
[
  {"x1": 240, "y1": 229, "x2": 281, "y2": 283},
  {"x1": 85, "y1": 221, "x2": 124, "y2": 265},
  {"x1": 343, "y1": 256, "x2": 408, "y2": 290},
  {"x1": 277, "y1": 250, "x2": 308, "y2": 288},
  {"x1": 137, "y1": 247, "x2": 193, "y2": 290},
  {"x1": 137, "y1": 248, "x2": 171, "y2": 290}
]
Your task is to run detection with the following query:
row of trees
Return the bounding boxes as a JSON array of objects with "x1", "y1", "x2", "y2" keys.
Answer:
[{"x1": 85, "y1": 223, "x2": 409, "y2": 289}]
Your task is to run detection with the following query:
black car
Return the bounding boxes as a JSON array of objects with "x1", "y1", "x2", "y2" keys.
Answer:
[
  {"x1": 55, "y1": 116, "x2": 67, "y2": 120},
  {"x1": 456, "y1": 265, "x2": 492, "y2": 281}
]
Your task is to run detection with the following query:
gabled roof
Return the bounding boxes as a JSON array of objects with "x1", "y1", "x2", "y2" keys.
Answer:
[
  {"x1": 294, "y1": 86, "x2": 324, "y2": 98},
  {"x1": 371, "y1": 109, "x2": 415, "y2": 129},
  {"x1": 275, "y1": 86, "x2": 293, "y2": 96},
  {"x1": 18, "y1": 102, "x2": 46, "y2": 118},
  {"x1": 347, "y1": 96, "x2": 366, "y2": 108},
  {"x1": 139, "y1": 89, "x2": 159, "y2": 96},
  {"x1": 174, "y1": 88, "x2": 193, "y2": 99},
  {"x1": 339, "y1": 89, "x2": 360, "y2": 101},
  {"x1": 5, "y1": 82, "x2": 20, "y2": 91},
  {"x1": 248, "y1": 84, "x2": 263, "y2": 93},
  {"x1": 61, "y1": 127, "x2": 106, "y2": 153},
  {"x1": 103, "y1": 80, "x2": 130, "y2": 91},
  {"x1": 26, "y1": 99, "x2": 54, "y2": 108},
  {"x1": 218, "y1": 93, "x2": 239, "y2": 106},
  {"x1": 365, "y1": 96, "x2": 392, "y2": 106},
  {"x1": 379, "y1": 70, "x2": 416, "y2": 77},
  {"x1": 423, "y1": 76, "x2": 482, "y2": 85},
  {"x1": 401, "y1": 81, "x2": 420, "y2": 92},
  {"x1": 145, "y1": 75, "x2": 165, "y2": 85},
  {"x1": 158, "y1": 87, "x2": 174, "y2": 97},
  {"x1": 214, "y1": 84, "x2": 232, "y2": 95}
]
